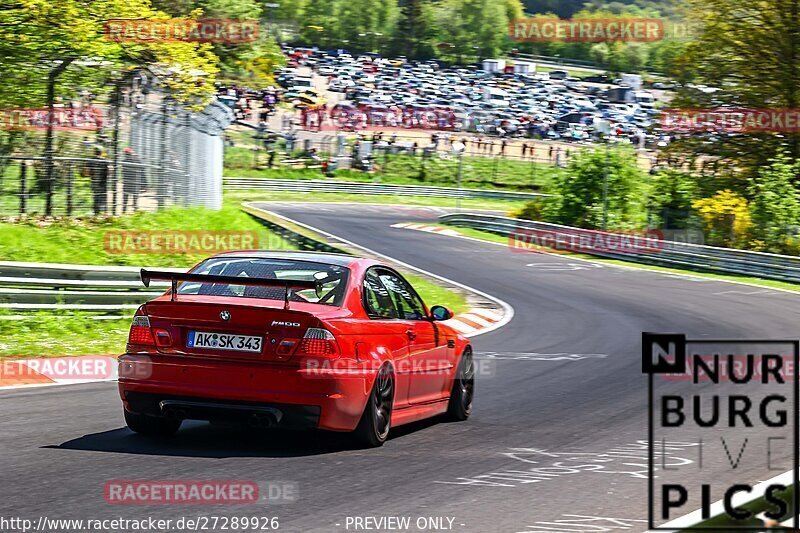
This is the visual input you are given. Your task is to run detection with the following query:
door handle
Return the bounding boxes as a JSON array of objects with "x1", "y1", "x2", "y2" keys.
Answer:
[{"x1": 406, "y1": 329, "x2": 417, "y2": 340}]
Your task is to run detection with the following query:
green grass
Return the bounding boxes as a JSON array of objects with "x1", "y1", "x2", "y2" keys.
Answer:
[
  {"x1": 406, "y1": 274, "x2": 468, "y2": 315},
  {"x1": 225, "y1": 148, "x2": 555, "y2": 192},
  {"x1": 227, "y1": 189, "x2": 525, "y2": 213},
  {"x1": 439, "y1": 223, "x2": 800, "y2": 294},
  {"x1": 0, "y1": 203, "x2": 294, "y2": 267},
  {"x1": 0, "y1": 196, "x2": 470, "y2": 357},
  {"x1": 0, "y1": 312, "x2": 130, "y2": 357}
]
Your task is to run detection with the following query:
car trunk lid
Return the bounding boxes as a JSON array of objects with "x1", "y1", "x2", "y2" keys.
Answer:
[{"x1": 144, "y1": 299, "x2": 320, "y2": 361}]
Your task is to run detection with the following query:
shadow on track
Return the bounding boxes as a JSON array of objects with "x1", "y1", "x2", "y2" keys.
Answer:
[{"x1": 45, "y1": 418, "x2": 443, "y2": 459}]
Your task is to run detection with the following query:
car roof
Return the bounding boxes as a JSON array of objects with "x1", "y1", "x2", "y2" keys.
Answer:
[{"x1": 211, "y1": 250, "x2": 358, "y2": 267}]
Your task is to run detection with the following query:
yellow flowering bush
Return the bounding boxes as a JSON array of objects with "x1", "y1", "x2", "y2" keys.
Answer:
[{"x1": 692, "y1": 190, "x2": 752, "y2": 247}]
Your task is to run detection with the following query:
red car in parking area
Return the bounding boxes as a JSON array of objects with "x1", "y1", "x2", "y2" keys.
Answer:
[{"x1": 118, "y1": 251, "x2": 474, "y2": 446}]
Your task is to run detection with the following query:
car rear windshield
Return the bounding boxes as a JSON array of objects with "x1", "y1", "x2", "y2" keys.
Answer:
[{"x1": 177, "y1": 257, "x2": 350, "y2": 307}]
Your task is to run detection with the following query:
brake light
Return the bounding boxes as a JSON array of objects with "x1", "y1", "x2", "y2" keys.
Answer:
[
  {"x1": 296, "y1": 328, "x2": 339, "y2": 356},
  {"x1": 128, "y1": 315, "x2": 155, "y2": 345}
]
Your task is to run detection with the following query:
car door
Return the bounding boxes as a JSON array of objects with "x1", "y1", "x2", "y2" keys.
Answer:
[
  {"x1": 377, "y1": 269, "x2": 451, "y2": 405},
  {"x1": 361, "y1": 268, "x2": 412, "y2": 407}
]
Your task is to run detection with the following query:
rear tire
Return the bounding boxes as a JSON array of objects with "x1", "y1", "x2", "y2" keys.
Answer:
[
  {"x1": 353, "y1": 365, "x2": 393, "y2": 447},
  {"x1": 446, "y1": 348, "x2": 474, "y2": 421},
  {"x1": 124, "y1": 410, "x2": 181, "y2": 436}
]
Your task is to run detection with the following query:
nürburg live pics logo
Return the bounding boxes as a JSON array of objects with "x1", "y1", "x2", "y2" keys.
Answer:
[{"x1": 642, "y1": 332, "x2": 799, "y2": 530}]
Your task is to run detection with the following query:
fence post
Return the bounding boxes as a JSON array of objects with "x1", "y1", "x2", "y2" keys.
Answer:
[
  {"x1": 19, "y1": 160, "x2": 26, "y2": 215},
  {"x1": 66, "y1": 162, "x2": 73, "y2": 216},
  {"x1": 157, "y1": 99, "x2": 168, "y2": 210},
  {"x1": 43, "y1": 58, "x2": 75, "y2": 217},
  {"x1": 183, "y1": 110, "x2": 192, "y2": 206},
  {"x1": 110, "y1": 79, "x2": 123, "y2": 216}
]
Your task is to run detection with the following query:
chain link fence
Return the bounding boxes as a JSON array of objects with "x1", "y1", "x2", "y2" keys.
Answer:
[
  {"x1": 0, "y1": 82, "x2": 234, "y2": 217},
  {"x1": 222, "y1": 125, "x2": 593, "y2": 193}
]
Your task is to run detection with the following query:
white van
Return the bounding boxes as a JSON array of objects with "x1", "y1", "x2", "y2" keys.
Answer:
[
  {"x1": 484, "y1": 87, "x2": 510, "y2": 108},
  {"x1": 634, "y1": 91, "x2": 655, "y2": 108}
]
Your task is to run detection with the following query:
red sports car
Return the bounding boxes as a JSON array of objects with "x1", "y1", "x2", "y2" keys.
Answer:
[{"x1": 118, "y1": 251, "x2": 474, "y2": 446}]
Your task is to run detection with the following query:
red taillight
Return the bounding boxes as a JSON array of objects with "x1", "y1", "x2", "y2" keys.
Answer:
[
  {"x1": 296, "y1": 328, "x2": 338, "y2": 356},
  {"x1": 128, "y1": 315, "x2": 155, "y2": 346}
]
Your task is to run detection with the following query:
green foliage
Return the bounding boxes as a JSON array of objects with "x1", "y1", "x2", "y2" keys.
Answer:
[
  {"x1": 669, "y1": 0, "x2": 800, "y2": 169},
  {"x1": 0, "y1": 204, "x2": 293, "y2": 266},
  {"x1": 747, "y1": 154, "x2": 800, "y2": 253},
  {"x1": 538, "y1": 145, "x2": 648, "y2": 229},
  {"x1": 0, "y1": 0, "x2": 221, "y2": 109},
  {"x1": 646, "y1": 169, "x2": 699, "y2": 229},
  {"x1": 0, "y1": 311, "x2": 132, "y2": 357}
]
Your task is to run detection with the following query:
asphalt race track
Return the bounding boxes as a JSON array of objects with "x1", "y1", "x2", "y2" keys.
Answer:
[{"x1": 2, "y1": 202, "x2": 799, "y2": 532}]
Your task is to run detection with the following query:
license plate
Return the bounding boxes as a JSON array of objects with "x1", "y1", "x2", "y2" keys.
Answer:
[{"x1": 186, "y1": 331, "x2": 263, "y2": 353}]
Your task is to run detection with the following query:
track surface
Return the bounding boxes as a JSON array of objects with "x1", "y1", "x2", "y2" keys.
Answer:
[{"x1": 2, "y1": 202, "x2": 799, "y2": 532}]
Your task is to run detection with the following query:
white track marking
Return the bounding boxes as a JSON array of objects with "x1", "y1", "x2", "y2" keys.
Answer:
[
  {"x1": 245, "y1": 202, "x2": 515, "y2": 338},
  {"x1": 390, "y1": 220, "x2": 800, "y2": 298}
]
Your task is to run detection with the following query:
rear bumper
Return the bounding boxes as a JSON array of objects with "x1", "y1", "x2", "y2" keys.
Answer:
[
  {"x1": 124, "y1": 391, "x2": 320, "y2": 429},
  {"x1": 118, "y1": 354, "x2": 372, "y2": 431}
]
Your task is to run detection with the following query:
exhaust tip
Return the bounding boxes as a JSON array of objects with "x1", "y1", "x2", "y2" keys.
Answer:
[
  {"x1": 164, "y1": 408, "x2": 188, "y2": 421},
  {"x1": 248, "y1": 413, "x2": 277, "y2": 428}
]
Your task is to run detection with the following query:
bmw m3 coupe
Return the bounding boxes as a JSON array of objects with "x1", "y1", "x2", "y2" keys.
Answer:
[{"x1": 118, "y1": 251, "x2": 474, "y2": 446}]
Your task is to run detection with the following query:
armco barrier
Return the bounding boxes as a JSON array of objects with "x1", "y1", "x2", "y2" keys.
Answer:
[
  {"x1": 224, "y1": 177, "x2": 546, "y2": 202},
  {"x1": 0, "y1": 210, "x2": 345, "y2": 311},
  {"x1": 0, "y1": 262, "x2": 176, "y2": 311},
  {"x1": 439, "y1": 213, "x2": 800, "y2": 284}
]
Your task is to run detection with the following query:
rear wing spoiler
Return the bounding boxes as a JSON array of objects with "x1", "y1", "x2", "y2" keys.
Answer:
[{"x1": 140, "y1": 269, "x2": 322, "y2": 309}]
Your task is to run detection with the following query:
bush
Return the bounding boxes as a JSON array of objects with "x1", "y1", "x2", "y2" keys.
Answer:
[
  {"x1": 539, "y1": 145, "x2": 648, "y2": 229},
  {"x1": 692, "y1": 190, "x2": 751, "y2": 247},
  {"x1": 747, "y1": 154, "x2": 800, "y2": 253}
]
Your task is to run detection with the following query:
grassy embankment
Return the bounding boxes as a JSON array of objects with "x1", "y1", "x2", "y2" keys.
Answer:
[{"x1": 0, "y1": 200, "x2": 468, "y2": 357}]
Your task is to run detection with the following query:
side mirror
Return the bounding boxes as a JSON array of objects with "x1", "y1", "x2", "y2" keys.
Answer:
[{"x1": 430, "y1": 305, "x2": 454, "y2": 321}]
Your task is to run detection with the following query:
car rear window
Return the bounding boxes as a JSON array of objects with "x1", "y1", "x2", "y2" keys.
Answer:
[{"x1": 177, "y1": 257, "x2": 350, "y2": 306}]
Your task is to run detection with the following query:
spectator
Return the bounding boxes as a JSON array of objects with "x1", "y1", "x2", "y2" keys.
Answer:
[
  {"x1": 121, "y1": 148, "x2": 146, "y2": 213},
  {"x1": 84, "y1": 146, "x2": 109, "y2": 215}
]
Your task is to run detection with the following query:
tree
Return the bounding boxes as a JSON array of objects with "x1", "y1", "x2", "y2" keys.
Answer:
[
  {"x1": 747, "y1": 153, "x2": 800, "y2": 253},
  {"x1": 542, "y1": 146, "x2": 648, "y2": 229},
  {"x1": 434, "y1": 0, "x2": 508, "y2": 62},
  {"x1": 646, "y1": 169, "x2": 700, "y2": 229},
  {"x1": 390, "y1": 0, "x2": 436, "y2": 59},
  {"x1": 671, "y1": 0, "x2": 800, "y2": 174},
  {"x1": 0, "y1": 0, "x2": 220, "y2": 109}
]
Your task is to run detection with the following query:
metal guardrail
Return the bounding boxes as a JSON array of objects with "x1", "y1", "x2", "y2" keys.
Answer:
[
  {"x1": 0, "y1": 209, "x2": 344, "y2": 310},
  {"x1": 224, "y1": 177, "x2": 546, "y2": 202},
  {"x1": 439, "y1": 214, "x2": 800, "y2": 284},
  {"x1": 0, "y1": 262, "x2": 176, "y2": 311}
]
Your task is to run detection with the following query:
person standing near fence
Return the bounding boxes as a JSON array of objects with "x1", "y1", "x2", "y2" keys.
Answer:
[
  {"x1": 122, "y1": 148, "x2": 145, "y2": 213},
  {"x1": 84, "y1": 146, "x2": 108, "y2": 215}
]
